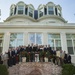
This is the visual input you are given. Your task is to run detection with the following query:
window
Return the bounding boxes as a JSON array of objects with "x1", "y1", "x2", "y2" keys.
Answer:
[
  {"x1": 14, "y1": 7, "x2": 16, "y2": 15},
  {"x1": 48, "y1": 6, "x2": 54, "y2": 15},
  {"x1": 25, "y1": 8, "x2": 28, "y2": 15},
  {"x1": 29, "y1": 7, "x2": 33, "y2": 17},
  {"x1": 58, "y1": 9, "x2": 61, "y2": 17},
  {"x1": 18, "y1": 5, "x2": 24, "y2": 14},
  {"x1": 66, "y1": 34, "x2": 75, "y2": 54},
  {"x1": 9, "y1": 33, "x2": 23, "y2": 48},
  {"x1": 48, "y1": 34, "x2": 61, "y2": 50},
  {"x1": 55, "y1": 8, "x2": 57, "y2": 15},
  {"x1": 39, "y1": 8, "x2": 43, "y2": 17},
  {"x1": 29, "y1": 33, "x2": 42, "y2": 45},
  {"x1": 0, "y1": 34, "x2": 4, "y2": 53},
  {"x1": 44, "y1": 8, "x2": 47, "y2": 15},
  {"x1": 10, "y1": 8, "x2": 13, "y2": 16}
]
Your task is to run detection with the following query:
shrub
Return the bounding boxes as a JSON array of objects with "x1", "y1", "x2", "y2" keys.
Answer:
[
  {"x1": 62, "y1": 64, "x2": 75, "y2": 75},
  {"x1": 39, "y1": 51, "x2": 45, "y2": 57},
  {"x1": 0, "y1": 64, "x2": 8, "y2": 75}
]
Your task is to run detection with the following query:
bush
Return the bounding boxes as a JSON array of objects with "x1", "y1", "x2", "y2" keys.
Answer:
[
  {"x1": 0, "y1": 64, "x2": 8, "y2": 75},
  {"x1": 39, "y1": 51, "x2": 45, "y2": 57},
  {"x1": 62, "y1": 64, "x2": 75, "y2": 75}
]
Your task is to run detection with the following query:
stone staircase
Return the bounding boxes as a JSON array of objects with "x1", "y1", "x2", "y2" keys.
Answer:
[{"x1": 8, "y1": 62, "x2": 62, "y2": 75}]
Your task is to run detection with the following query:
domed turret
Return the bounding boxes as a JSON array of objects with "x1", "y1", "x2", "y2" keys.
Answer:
[
  {"x1": 9, "y1": 1, "x2": 35, "y2": 18},
  {"x1": 5, "y1": 1, "x2": 67, "y2": 23},
  {"x1": 37, "y1": 2, "x2": 66, "y2": 23},
  {"x1": 38, "y1": 2, "x2": 62, "y2": 18}
]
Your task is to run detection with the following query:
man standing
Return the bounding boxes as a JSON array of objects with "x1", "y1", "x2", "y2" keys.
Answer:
[
  {"x1": 67, "y1": 54, "x2": 71, "y2": 64},
  {"x1": 0, "y1": 53, "x2": 3, "y2": 64},
  {"x1": 64, "y1": 51, "x2": 68, "y2": 64}
]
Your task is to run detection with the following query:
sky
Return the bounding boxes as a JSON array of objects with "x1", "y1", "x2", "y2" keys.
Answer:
[{"x1": 0, "y1": 0, "x2": 75, "y2": 23}]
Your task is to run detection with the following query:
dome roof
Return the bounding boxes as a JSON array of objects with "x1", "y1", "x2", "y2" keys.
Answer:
[
  {"x1": 46, "y1": 2, "x2": 55, "y2": 6},
  {"x1": 4, "y1": 15, "x2": 36, "y2": 22},
  {"x1": 4, "y1": 1, "x2": 67, "y2": 23},
  {"x1": 37, "y1": 15, "x2": 67, "y2": 23},
  {"x1": 16, "y1": 1, "x2": 25, "y2": 5}
]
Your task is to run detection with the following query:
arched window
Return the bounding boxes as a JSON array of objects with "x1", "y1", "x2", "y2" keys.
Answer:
[
  {"x1": 14, "y1": 7, "x2": 16, "y2": 15},
  {"x1": 10, "y1": 8, "x2": 13, "y2": 16},
  {"x1": 55, "y1": 8, "x2": 57, "y2": 15},
  {"x1": 44, "y1": 7, "x2": 47, "y2": 15},
  {"x1": 39, "y1": 8, "x2": 43, "y2": 17},
  {"x1": 48, "y1": 6, "x2": 54, "y2": 15},
  {"x1": 58, "y1": 9, "x2": 61, "y2": 17},
  {"x1": 18, "y1": 5, "x2": 24, "y2": 14},
  {"x1": 29, "y1": 7, "x2": 33, "y2": 17}
]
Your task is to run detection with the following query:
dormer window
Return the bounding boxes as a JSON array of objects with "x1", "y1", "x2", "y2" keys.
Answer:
[
  {"x1": 18, "y1": 5, "x2": 24, "y2": 14},
  {"x1": 39, "y1": 8, "x2": 43, "y2": 17},
  {"x1": 48, "y1": 6, "x2": 54, "y2": 15},
  {"x1": 29, "y1": 7, "x2": 33, "y2": 17},
  {"x1": 10, "y1": 8, "x2": 13, "y2": 16},
  {"x1": 58, "y1": 9, "x2": 61, "y2": 17}
]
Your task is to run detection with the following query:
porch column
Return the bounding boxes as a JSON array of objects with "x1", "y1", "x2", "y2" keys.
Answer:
[
  {"x1": 2, "y1": 32, "x2": 10, "y2": 54},
  {"x1": 60, "y1": 32, "x2": 68, "y2": 53},
  {"x1": 23, "y1": 32, "x2": 28, "y2": 46},
  {"x1": 43, "y1": 32, "x2": 48, "y2": 45}
]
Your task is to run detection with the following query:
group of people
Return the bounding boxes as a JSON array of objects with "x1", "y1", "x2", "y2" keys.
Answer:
[{"x1": 0, "y1": 44, "x2": 71, "y2": 68}]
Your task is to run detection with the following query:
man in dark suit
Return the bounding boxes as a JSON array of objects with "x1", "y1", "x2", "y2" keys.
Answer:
[
  {"x1": 64, "y1": 51, "x2": 68, "y2": 64},
  {"x1": 47, "y1": 45, "x2": 53, "y2": 55},
  {"x1": 67, "y1": 54, "x2": 71, "y2": 64},
  {"x1": 52, "y1": 49, "x2": 56, "y2": 64},
  {"x1": 11, "y1": 48, "x2": 16, "y2": 65},
  {"x1": 26, "y1": 44, "x2": 31, "y2": 52},
  {"x1": 0, "y1": 53, "x2": 3, "y2": 64},
  {"x1": 44, "y1": 45, "x2": 47, "y2": 52},
  {"x1": 7, "y1": 49, "x2": 12, "y2": 67}
]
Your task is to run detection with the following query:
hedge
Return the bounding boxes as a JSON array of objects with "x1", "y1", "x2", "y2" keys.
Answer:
[
  {"x1": 62, "y1": 64, "x2": 75, "y2": 75},
  {"x1": 0, "y1": 64, "x2": 8, "y2": 75}
]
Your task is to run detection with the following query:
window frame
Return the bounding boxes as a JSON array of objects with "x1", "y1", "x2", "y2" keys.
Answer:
[
  {"x1": 48, "y1": 34, "x2": 61, "y2": 50},
  {"x1": 18, "y1": 5, "x2": 24, "y2": 14},
  {"x1": 29, "y1": 7, "x2": 33, "y2": 17},
  {"x1": 9, "y1": 33, "x2": 24, "y2": 48},
  {"x1": 48, "y1": 6, "x2": 54, "y2": 15},
  {"x1": 66, "y1": 34, "x2": 75, "y2": 55},
  {"x1": 39, "y1": 7, "x2": 43, "y2": 17},
  {"x1": 28, "y1": 33, "x2": 43, "y2": 45}
]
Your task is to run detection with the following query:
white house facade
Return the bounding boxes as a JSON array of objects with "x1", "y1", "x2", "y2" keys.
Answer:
[{"x1": 0, "y1": 1, "x2": 75, "y2": 63}]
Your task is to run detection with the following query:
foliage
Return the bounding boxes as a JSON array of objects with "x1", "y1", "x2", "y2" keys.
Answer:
[
  {"x1": 62, "y1": 64, "x2": 75, "y2": 75},
  {"x1": 39, "y1": 51, "x2": 45, "y2": 57},
  {"x1": 21, "y1": 51, "x2": 27, "y2": 57},
  {"x1": 0, "y1": 64, "x2": 8, "y2": 75},
  {"x1": 26, "y1": 52, "x2": 30, "y2": 62},
  {"x1": 45, "y1": 51, "x2": 50, "y2": 58}
]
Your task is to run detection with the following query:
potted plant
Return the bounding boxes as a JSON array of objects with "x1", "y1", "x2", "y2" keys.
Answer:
[
  {"x1": 44, "y1": 51, "x2": 50, "y2": 62},
  {"x1": 22, "y1": 51, "x2": 27, "y2": 62},
  {"x1": 39, "y1": 51, "x2": 44, "y2": 62}
]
